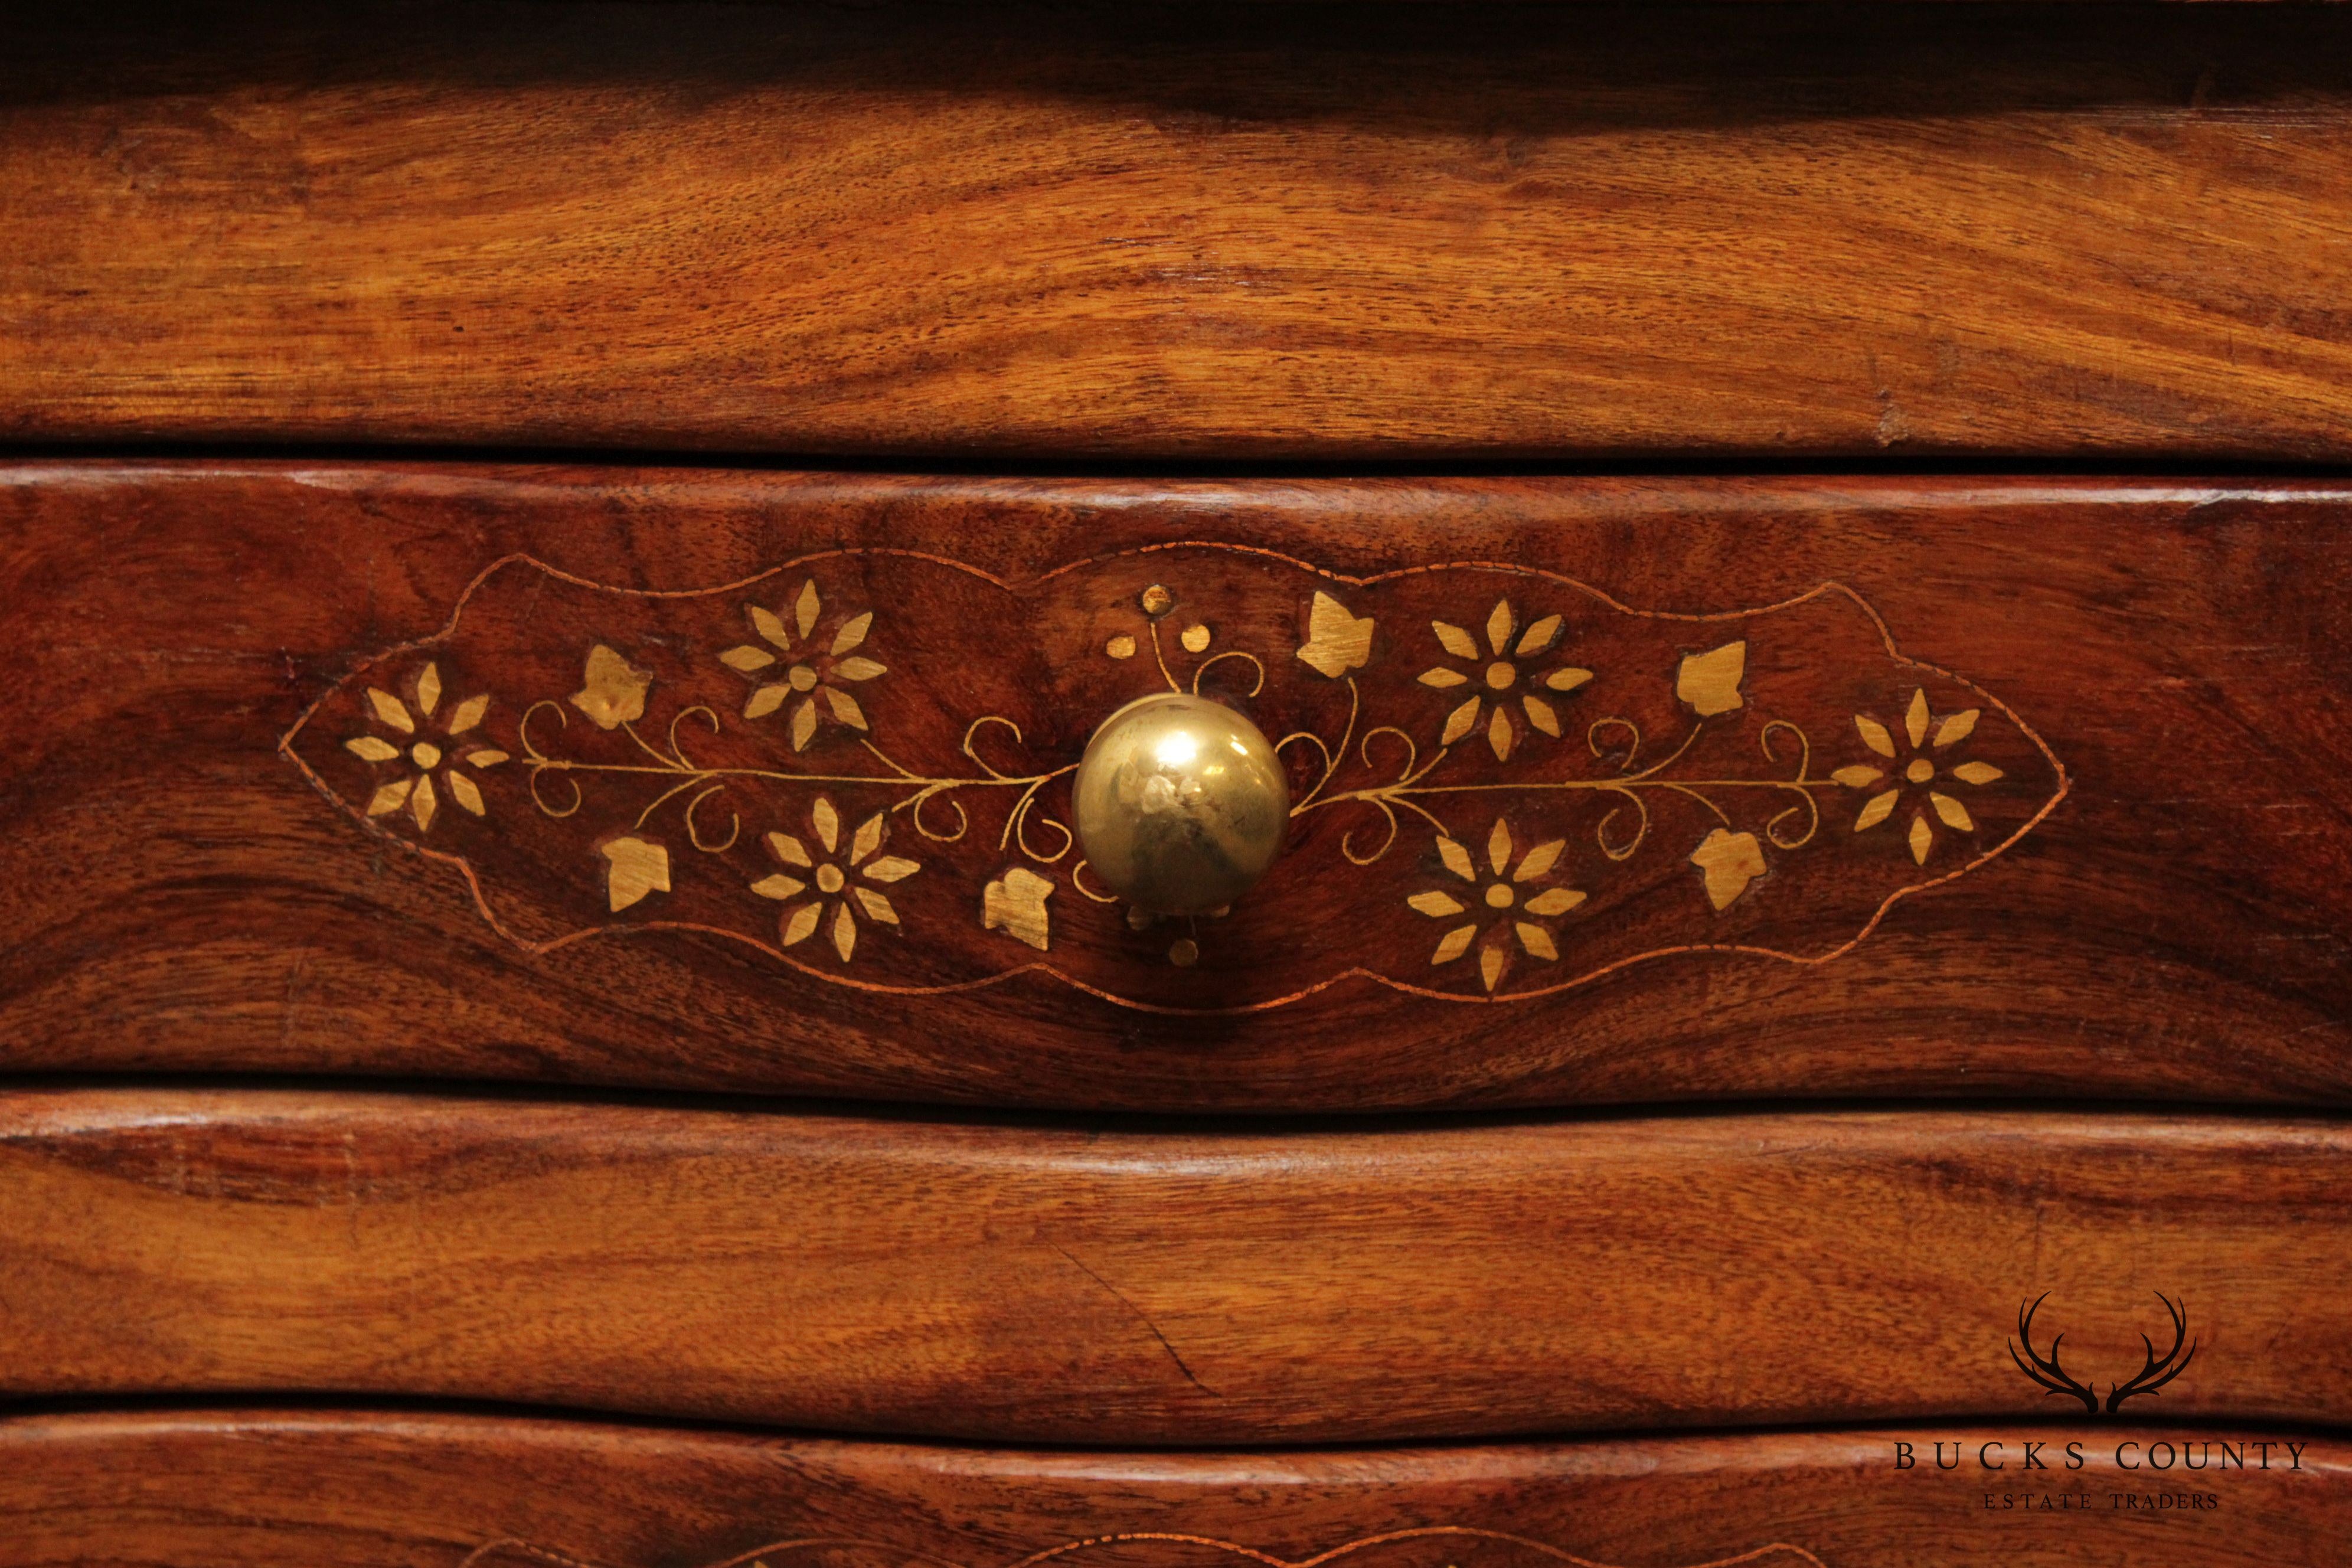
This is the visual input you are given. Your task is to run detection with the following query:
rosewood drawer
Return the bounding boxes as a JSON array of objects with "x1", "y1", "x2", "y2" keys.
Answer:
[
  {"x1": 6, "y1": 464, "x2": 2352, "y2": 1108},
  {"x1": 3, "y1": 1413, "x2": 2344, "y2": 1568},
  {"x1": 10, "y1": 4, "x2": 2352, "y2": 463},
  {"x1": 6, "y1": 1089, "x2": 2350, "y2": 1442}
]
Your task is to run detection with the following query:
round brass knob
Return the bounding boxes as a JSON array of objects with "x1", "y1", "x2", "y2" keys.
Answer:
[{"x1": 1072, "y1": 693, "x2": 1289, "y2": 916}]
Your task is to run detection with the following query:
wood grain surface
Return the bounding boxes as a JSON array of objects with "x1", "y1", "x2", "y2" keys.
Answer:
[
  {"x1": 5, "y1": 1088, "x2": 2348, "y2": 1442},
  {"x1": 3, "y1": 1410, "x2": 2346, "y2": 1568},
  {"x1": 9, "y1": 4, "x2": 2352, "y2": 458},
  {"x1": 6, "y1": 462, "x2": 2352, "y2": 1108}
]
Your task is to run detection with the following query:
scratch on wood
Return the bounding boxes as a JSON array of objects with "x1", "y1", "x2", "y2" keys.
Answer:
[{"x1": 1052, "y1": 1243, "x2": 1217, "y2": 1397}]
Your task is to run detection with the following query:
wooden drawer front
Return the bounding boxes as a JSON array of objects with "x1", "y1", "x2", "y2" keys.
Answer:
[
  {"x1": 8, "y1": 6, "x2": 2352, "y2": 460},
  {"x1": 7, "y1": 464, "x2": 2352, "y2": 1108},
  {"x1": 6, "y1": 1089, "x2": 2347, "y2": 1443},
  {"x1": 4, "y1": 1412, "x2": 2344, "y2": 1568}
]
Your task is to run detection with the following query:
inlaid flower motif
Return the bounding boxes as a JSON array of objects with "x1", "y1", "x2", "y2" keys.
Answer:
[
  {"x1": 1420, "y1": 599, "x2": 1593, "y2": 762},
  {"x1": 752, "y1": 795, "x2": 920, "y2": 962},
  {"x1": 720, "y1": 580, "x2": 888, "y2": 752},
  {"x1": 1407, "y1": 817, "x2": 1588, "y2": 992},
  {"x1": 344, "y1": 661, "x2": 507, "y2": 832},
  {"x1": 1835, "y1": 689, "x2": 2004, "y2": 865}
]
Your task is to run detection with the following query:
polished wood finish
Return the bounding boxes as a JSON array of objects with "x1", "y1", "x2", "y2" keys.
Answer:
[
  {"x1": 2, "y1": 1410, "x2": 2343, "y2": 1568},
  {"x1": 9, "y1": 5, "x2": 2350, "y2": 1558},
  {"x1": 6, "y1": 463, "x2": 2352, "y2": 1108},
  {"x1": 9, "y1": 5, "x2": 2352, "y2": 458},
  {"x1": 5, "y1": 1089, "x2": 2347, "y2": 1443}
]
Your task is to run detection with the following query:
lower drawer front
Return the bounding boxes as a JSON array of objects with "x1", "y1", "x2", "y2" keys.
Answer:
[
  {"x1": 1, "y1": 1413, "x2": 2338, "y2": 1568},
  {"x1": 5, "y1": 1089, "x2": 2345, "y2": 1443}
]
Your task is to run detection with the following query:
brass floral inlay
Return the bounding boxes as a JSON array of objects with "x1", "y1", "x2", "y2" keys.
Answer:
[
  {"x1": 721, "y1": 578, "x2": 888, "y2": 747},
  {"x1": 1409, "y1": 818, "x2": 1589, "y2": 992},
  {"x1": 462, "y1": 1525, "x2": 1828, "y2": 1568},
  {"x1": 752, "y1": 795, "x2": 922, "y2": 963},
  {"x1": 1416, "y1": 598, "x2": 1595, "y2": 761},
  {"x1": 1836, "y1": 687, "x2": 2005, "y2": 865},
  {"x1": 283, "y1": 547, "x2": 2067, "y2": 1012},
  {"x1": 344, "y1": 660, "x2": 508, "y2": 831}
]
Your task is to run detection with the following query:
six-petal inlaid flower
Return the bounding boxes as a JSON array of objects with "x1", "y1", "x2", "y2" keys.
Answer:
[
  {"x1": 1835, "y1": 688, "x2": 2005, "y2": 865},
  {"x1": 344, "y1": 661, "x2": 507, "y2": 832},
  {"x1": 752, "y1": 795, "x2": 922, "y2": 963},
  {"x1": 1408, "y1": 817, "x2": 1589, "y2": 992},
  {"x1": 721, "y1": 579, "x2": 888, "y2": 752},
  {"x1": 1420, "y1": 599, "x2": 1593, "y2": 762}
]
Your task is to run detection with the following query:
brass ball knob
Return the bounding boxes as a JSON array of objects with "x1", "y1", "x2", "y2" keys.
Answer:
[{"x1": 1072, "y1": 693, "x2": 1290, "y2": 916}]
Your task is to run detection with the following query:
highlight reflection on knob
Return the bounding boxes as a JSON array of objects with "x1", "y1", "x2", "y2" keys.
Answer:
[{"x1": 1071, "y1": 693, "x2": 1289, "y2": 916}]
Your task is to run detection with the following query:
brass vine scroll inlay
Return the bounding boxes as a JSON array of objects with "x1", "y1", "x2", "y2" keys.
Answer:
[
  {"x1": 283, "y1": 547, "x2": 2066, "y2": 1011},
  {"x1": 462, "y1": 1526, "x2": 1828, "y2": 1568}
]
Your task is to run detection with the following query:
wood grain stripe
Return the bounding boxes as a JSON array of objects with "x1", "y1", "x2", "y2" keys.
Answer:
[
  {"x1": 8, "y1": 5, "x2": 2352, "y2": 457},
  {"x1": 4, "y1": 1090, "x2": 2348, "y2": 1443}
]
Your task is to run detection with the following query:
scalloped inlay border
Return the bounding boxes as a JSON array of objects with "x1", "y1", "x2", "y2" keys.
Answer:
[{"x1": 283, "y1": 544, "x2": 2066, "y2": 1013}]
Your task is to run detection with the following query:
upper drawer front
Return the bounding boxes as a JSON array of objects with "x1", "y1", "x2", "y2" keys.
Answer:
[
  {"x1": 8, "y1": 5, "x2": 2352, "y2": 459},
  {"x1": 6, "y1": 463, "x2": 2352, "y2": 1109}
]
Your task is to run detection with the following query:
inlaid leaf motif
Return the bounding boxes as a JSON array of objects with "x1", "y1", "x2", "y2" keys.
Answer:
[
  {"x1": 1676, "y1": 641, "x2": 1747, "y2": 717},
  {"x1": 1296, "y1": 591, "x2": 1375, "y2": 678},
  {"x1": 1690, "y1": 828, "x2": 1767, "y2": 911},
  {"x1": 571, "y1": 645, "x2": 652, "y2": 730},
  {"x1": 983, "y1": 867, "x2": 1054, "y2": 951},
  {"x1": 600, "y1": 835, "x2": 670, "y2": 912}
]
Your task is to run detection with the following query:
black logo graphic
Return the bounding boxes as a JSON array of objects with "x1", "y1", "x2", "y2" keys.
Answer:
[{"x1": 2008, "y1": 1292, "x2": 2198, "y2": 1415}]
